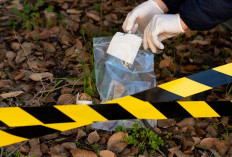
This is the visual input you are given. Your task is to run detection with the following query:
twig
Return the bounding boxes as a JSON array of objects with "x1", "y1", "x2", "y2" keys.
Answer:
[
  {"x1": 31, "y1": 83, "x2": 69, "y2": 103},
  {"x1": 38, "y1": 79, "x2": 47, "y2": 99},
  {"x1": 40, "y1": 84, "x2": 69, "y2": 93},
  {"x1": 6, "y1": 141, "x2": 27, "y2": 157},
  {"x1": 209, "y1": 149, "x2": 221, "y2": 157},
  {"x1": 13, "y1": 29, "x2": 35, "y2": 72},
  {"x1": 0, "y1": 147, "x2": 4, "y2": 157},
  {"x1": 64, "y1": 95, "x2": 77, "y2": 105}
]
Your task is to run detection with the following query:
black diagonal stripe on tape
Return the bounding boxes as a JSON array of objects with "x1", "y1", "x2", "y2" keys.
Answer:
[
  {"x1": 206, "y1": 101, "x2": 232, "y2": 116},
  {"x1": 22, "y1": 107, "x2": 75, "y2": 124},
  {"x1": 0, "y1": 121, "x2": 9, "y2": 128},
  {"x1": 151, "y1": 102, "x2": 192, "y2": 118},
  {"x1": 187, "y1": 69, "x2": 232, "y2": 88},
  {"x1": 4, "y1": 125, "x2": 58, "y2": 139},
  {"x1": 89, "y1": 103, "x2": 136, "y2": 120},
  {"x1": 132, "y1": 87, "x2": 182, "y2": 103}
]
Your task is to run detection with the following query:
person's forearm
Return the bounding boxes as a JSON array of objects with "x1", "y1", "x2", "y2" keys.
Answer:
[
  {"x1": 179, "y1": 0, "x2": 232, "y2": 31},
  {"x1": 154, "y1": 0, "x2": 169, "y2": 13},
  {"x1": 180, "y1": 18, "x2": 188, "y2": 31}
]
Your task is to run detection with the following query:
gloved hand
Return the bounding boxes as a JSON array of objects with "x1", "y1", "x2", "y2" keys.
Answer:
[
  {"x1": 144, "y1": 14, "x2": 185, "y2": 53},
  {"x1": 122, "y1": 0, "x2": 164, "y2": 34}
]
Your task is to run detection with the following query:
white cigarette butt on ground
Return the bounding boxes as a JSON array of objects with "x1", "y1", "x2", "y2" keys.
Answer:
[{"x1": 76, "y1": 93, "x2": 92, "y2": 105}]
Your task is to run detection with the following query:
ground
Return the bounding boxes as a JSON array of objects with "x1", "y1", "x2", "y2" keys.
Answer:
[{"x1": 0, "y1": 0, "x2": 232, "y2": 156}]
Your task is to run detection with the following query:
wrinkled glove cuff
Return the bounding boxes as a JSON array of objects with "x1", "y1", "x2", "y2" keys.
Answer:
[
  {"x1": 177, "y1": 14, "x2": 185, "y2": 33},
  {"x1": 149, "y1": 0, "x2": 164, "y2": 14}
]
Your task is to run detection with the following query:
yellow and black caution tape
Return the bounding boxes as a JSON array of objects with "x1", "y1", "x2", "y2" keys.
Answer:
[
  {"x1": 132, "y1": 63, "x2": 232, "y2": 102},
  {"x1": 0, "y1": 63, "x2": 232, "y2": 147},
  {"x1": 0, "y1": 101, "x2": 232, "y2": 147}
]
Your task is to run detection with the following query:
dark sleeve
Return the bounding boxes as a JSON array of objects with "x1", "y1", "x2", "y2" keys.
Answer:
[
  {"x1": 162, "y1": 0, "x2": 186, "y2": 14},
  {"x1": 179, "y1": 0, "x2": 232, "y2": 30}
]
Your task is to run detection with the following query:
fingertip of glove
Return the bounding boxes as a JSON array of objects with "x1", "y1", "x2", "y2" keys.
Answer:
[
  {"x1": 143, "y1": 43, "x2": 148, "y2": 50},
  {"x1": 160, "y1": 44, "x2": 164, "y2": 50}
]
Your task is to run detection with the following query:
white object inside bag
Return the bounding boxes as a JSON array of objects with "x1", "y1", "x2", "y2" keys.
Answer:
[{"x1": 106, "y1": 32, "x2": 142, "y2": 64}]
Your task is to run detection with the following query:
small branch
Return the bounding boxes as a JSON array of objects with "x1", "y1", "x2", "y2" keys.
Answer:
[
  {"x1": 0, "y1": 147, "x2": 4, "y2": 157},
  {"x1": 13, "y1": 29, "x2": 35, "y2": 72},
  {"x1": 31, "y1": 83, "x2": 69, "y2": 104},
  {"x1": 6, "y1": 141, "x2": 27, "y2": 157}
]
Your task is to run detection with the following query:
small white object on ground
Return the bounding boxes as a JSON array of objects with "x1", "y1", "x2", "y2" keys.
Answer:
[
  {"x1": 106, "y1": 32, "x2": 142, "y2": 64},
  {"x1": 76, "y1": 93, "x2": 92, "y2": 105}
]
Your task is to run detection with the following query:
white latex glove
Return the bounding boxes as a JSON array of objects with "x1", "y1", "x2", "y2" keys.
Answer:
[
  {"x1": 144, "y1": 14, "x2": 185, "y2": 53},
  {"x1": 122, "y1": 0, "x2": 164, "y2": 34}
]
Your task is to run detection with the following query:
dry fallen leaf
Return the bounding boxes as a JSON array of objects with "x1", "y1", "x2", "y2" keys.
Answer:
[
  {"x1": 11, "y1": 42, "x2": 20, "y2": 51},
  {"x1": 159, "y1": 57, "x2": 172, "y2": 69},
  {"x1": 76, "y1": 129, "x2": 87, "y2": 141},
  {"x1": 87, "y1": 130, "x2": 100, "y2": 144},
  {"x1": 61, "y1": 34, "x2": 71, "y2": 46},
  {"x1": 86, "y1": 12, "x2": 100, "y2": 21},
  {"x1": 214, "y1": 139, "x2": 230, "y2": 156},
  {"x1": 1, "y1": 91, "x2": 24, "y2": 99},
  {"x1": 50, "y1": 144, "x2": 66, "y2": 155},
  {"x1": 169, "y1": 146, "x2": 194, "y2": 157},
  {"x1": 79, "y1": 93, "x2": 92, "y2": 101},
  {"x1": 175, "y1": 44, "x2": 188, "y2": 51},
  {"x1": 183, "y1": 65, "x2": 197, "y2": 72},
  {"x1": 99, "y1": 150, "x2": 116, "y2": 157},
  {"x1": 177, "y1": 118, "x2": 196, "y2": 127},
  {"x1": 107, "y1": 132, "x2": 128, "y2": 153},
  {"x1": 67, "y1": 9, "x2": 83, "y2": 14},
  {"x1": 157, "y1": 119, "x2": 176, "y2": 128},
  {"x1": 70, "y1": 148, "x2": 97, "y2": 157},
  {"x1": 57, "y1": 94, "x2": 76, "y2": 105},
  {"x1": 6, "y1": 51, "x2": 16, "y2": 61},
  {"x1": 43, "y1": 42, "x2": 56, "y2": 53},
  {"x1": 75, "y1": 39, "x2": 83, "y2": 50},
  {"x1": 61, "y1": 142, "x2": 77, "y2": 150},
  {"x1": 191, "y1": 39, "x2": 210, "y2": 45},
  {"x1": 206, "y1": 125, "x2": 218, "y2": 137},
  {"x1": 14, "y1": 70, "x2": 28, "y2": 80},
  {"x1": 29, "y1": 72, "x2": 53, "y2": 81},
  {"x1": 0, "y1": 80, "x2": 12, "y2": 88},
  {"x1": 200, "y1": 138, "x2": 219, "y2": 149}
]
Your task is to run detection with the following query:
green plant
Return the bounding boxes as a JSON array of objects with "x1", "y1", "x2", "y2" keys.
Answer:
[
  {"x1": 76, "y1": 141, "x2": 84, "y2": 148},
  {"x1": 117, "y1": 123, "x2": 164, "y2": 156},
  {"x1": 225, "y1": 127, "x2": 229, "y2": 141},
  {"x1": 33, "y1": 35, "x2": 40, "y2": 41},
  {"x1": 93, "y1": 3, "x2": 101, "y2": 11},
  {"x1": 167, "y1": 132, "x2": 173, "y2": 139},
  {"x1": 219, "y1": 136, "x2": 224, "y2": 140},
  {"x1": 221, "y1": 50, "x2": 231, "y2": 58},
  {"x1": 115, "y1": 125, "x2": 127, "y2": 132},
  {"x1": 3, "y1": 151, "x2": 21, "y2": 157},
  {"x1": 210, "y1": 123, "x2": 218, "y2": 129},
  {"x1": 202, "y1": 65, "x2": 210, "y2": 70},
  {"x1": 226, "y1": 84, "x2": 232, "y2": 96},
  {"x1": 92, "y1": 143, "x2": 100, "y2": 156},
  {"x1": 45, "y1": 5, "x2": 54, "y2": 12},
  {"x1": 8, "y1": 0, "x2": 64, "y2": 30},
  {"x1": 76, "y1": 55, "x2": 96, "y2": 97},
  {"x1": 42, "y1": 79, "x2": 64, "y2": 102},
  {"x1": 4, "y1": 67, "x2": 9, "y2": 75},
  {"x1": 80, "y1": 29, "x2": 87, "y2": 44}
]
